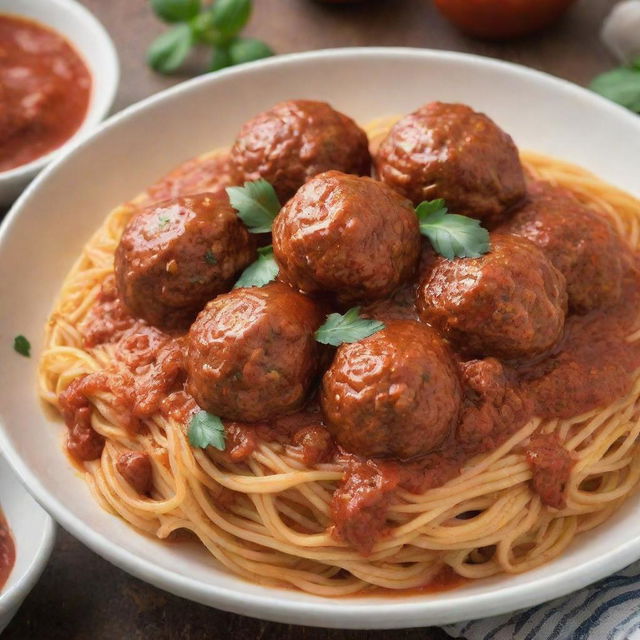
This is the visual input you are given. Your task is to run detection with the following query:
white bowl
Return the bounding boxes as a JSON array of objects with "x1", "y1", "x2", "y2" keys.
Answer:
[
  {"x1": 0, "y1": 48, "x2": 639, "y2": 630},
  {"x1": 0, "y1": 455, "x2": 55, "y2": 634},
  {"x1": 0, "y1": 0, "x2": 119, "y2": 205}
]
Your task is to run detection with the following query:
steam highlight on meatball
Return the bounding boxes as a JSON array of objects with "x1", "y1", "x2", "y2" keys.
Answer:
[
  {"x1": 231, "y1": 99, "x2": 371, "y2": 203},
  {"x1": 417, "y1": 233, "x2": 568, "y2": 360},
  {"x1": 273, "y1": 171, "x2": 421, "y2": 303},
  {"x1": 321, "y1": 320, "x2": 462, "y2": 459},
  {"x1": 115, "y1": 193, "x2": 256, "y2": 330},
  {"x1": 375, "y1": 102, "x2": 526, "y2": 227},
  {"x1": 186, "y1": 282, "x2": 324, "y2": 422}
]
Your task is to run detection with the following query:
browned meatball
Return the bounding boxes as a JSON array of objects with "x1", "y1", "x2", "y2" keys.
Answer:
[
  {"x1": 375, "y1": 102, "x2": 526, "y2": 227},
  {"x1": 231, "y1": 100, "x2": 371, "y2": 203},
  {"x1": 501, "y1": 181, "x2": 624, "y2": 313},
  {"x1": 115, "y1": 193, "x2": 255, "y2": 330},
  {"x1": 186, "y1": 283, "x2": 324, "y2": 421},
  {"x1": 321, "y1": 321, "x2": 462, "y2": 459},
  {"x1": 273, "y1": 171, "x2": 421, "y2": 303},
  {"x1": 417, "y1": 233, "x2": 567, "y2": 360}
]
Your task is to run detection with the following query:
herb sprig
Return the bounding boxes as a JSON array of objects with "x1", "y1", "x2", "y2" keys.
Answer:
[
  {"x1": 590, "y1": 56, "x2": 640, "y2": 114},
  {"x1": 315, "y1": 307, "x2": 385, "y2": 347},
  {"x1": 188, "y1": 410, "x2": 226, "y2": 450},
  {"x1": 226, "y1": 179, "x2": 281, "y2": 233},
  {"x1": 416, "y1": 199, "x2": 490, "y2": 260},
  {"x1": 148, "y1": 0, "x2": 273, "y2": 75},
  {"x1": 234, "y1": 245, "x2": 279, "y2": 289}
]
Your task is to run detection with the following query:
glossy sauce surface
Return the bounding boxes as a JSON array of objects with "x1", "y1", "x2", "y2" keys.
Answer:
[
  {"x1": 0, "y1": 14, "x2": 91, "y2": 171},
  {"x1": 0, "y1": 510, "x2": 15, "y2": 591}
]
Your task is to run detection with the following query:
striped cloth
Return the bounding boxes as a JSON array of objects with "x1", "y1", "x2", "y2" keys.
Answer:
[{"x1": 443, "y1": 562, "x2": 640, "y2": 640}]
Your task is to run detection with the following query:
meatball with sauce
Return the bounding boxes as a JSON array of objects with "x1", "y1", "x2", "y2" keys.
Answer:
[
  {"x1": 273, "y1": 171, "x2": 421, "y2": 303},
  {"x1": 321, "y1": 321, "x2": 462, "y2": 459},
  {"x1": 115, "y1": 193, "x2": 255, "y2": 330},
  {"x1": 231, "y1": 100, "x2": 371, "y2": 203},
  {"x1": 501, "y1": 181, "x2": 624, "y2": 314},
  {"x1": 186, "y1": 283, "x2": 324, "y2": 422},
  {"x1": 417, "y1": 233, "x2": 567, "y2": 360},
  {"x1": 375, "y1": 102, "x2": 526, "y2": 227}
]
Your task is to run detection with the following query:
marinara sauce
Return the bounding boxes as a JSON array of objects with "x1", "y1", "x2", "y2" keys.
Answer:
[
  {"x1": 0, "y1": 14, "x2": 91, "y2": 172},
  {"x1": 0, "y1": 509, "x2": 15, "y2": 591}
]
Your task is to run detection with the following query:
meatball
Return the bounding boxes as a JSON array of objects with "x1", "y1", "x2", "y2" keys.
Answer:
[
  {"x1": 186, "y1": 283, "x2": 324, "y2": 421},
  {"x1": 321, "y1": 321, "x2": 462, "y2": 459},
  {"x1": 501, "y1": 181, "x2": 624, "y2": 313},
  {"x1": 273, "y1": 171, "x2": 421, "y2": 303},
  {"x1": 417, "y1": 233, "x2": 567, "y2": 360},
  {"x1": 231, "y1": 100, "x2": 371, "y2": 203},
  {"x1": 375, "y1": 102, "x2": 526, "y2": 227},
  {"x1": 115, "y1": 193, "x2": 255, "y2": 330}
]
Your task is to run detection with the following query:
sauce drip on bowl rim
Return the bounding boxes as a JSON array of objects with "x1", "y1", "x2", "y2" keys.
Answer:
[
  {"x1": 0, "y1": 14, "x2": 91, "y2": 172},
  {"x1": 0, "y1": 509, "x2": 15, "y2": 592}
]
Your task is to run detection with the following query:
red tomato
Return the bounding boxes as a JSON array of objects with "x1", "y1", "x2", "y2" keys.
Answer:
[{"x1": 433, "y1": 0, "x2": 577, "y2": 39}]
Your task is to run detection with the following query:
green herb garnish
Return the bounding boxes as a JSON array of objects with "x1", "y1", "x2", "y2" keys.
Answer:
[
  {"x1": 315, "y1": 307, "x2": 385, "y2": 347},
  {"x1": 204, "y1": 249, "x2": 217, "y2": 265},
  {"x1": 416, "y1": 199, "x2": 490, "y2": 260},
  {"x1": 234, "y1": 245, "x2": 279, "y2": 289},
  {"x1": 188, "y1": 410, "x2": 226, "y2": 450},
  {"x1": 227, "y1": 179, "x2": 281, "y2": 233},
  {"x1": 147, "y1": 0, "x2": 273, "y2": 75},
  {"x1": 13, "y1": 335, "x2": 31, "y2": 358},
  {"x1": 590, "y1": 57, "x2": 640, "y2": 113},
  {"x1": 158, "y1": 213, "x2": 171, "y2": 229}
]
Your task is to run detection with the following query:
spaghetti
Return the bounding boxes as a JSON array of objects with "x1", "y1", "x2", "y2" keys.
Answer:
[{"x1": 38, "y1": 117, "x2": 640, "y2": 595}]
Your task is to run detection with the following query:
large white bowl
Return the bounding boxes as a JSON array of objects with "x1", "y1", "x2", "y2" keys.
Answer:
[
  {"x1": 0, "y1": 48, "x2": 639, "y2": 630},
  {"x1": 0, "y1": 456, "x2": 55, "y2": 634},
  {"x1": 0, "y1": 0, "x2": 119, "y2": 204}
]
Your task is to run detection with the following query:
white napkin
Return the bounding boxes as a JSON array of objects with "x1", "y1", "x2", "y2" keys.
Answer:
[{"x1": 443, "y1": 561, "x2": 640, "y2": 640}]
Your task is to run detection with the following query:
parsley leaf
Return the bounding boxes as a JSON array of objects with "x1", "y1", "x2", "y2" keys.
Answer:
[
  {"x1": 234, "y1": 245, "x2": 279, "y2": 289},
  {"x1": 13, "y1": 335, "x2": 31, "y2": 358},
  {"x1": 188, "y1": 410, "x2": 226, "y2": 450},
  {"x1": 204, "y1": 249, "x2": 217, "y2": 265},
  {"x1": 416, "y1": 199, "x2": 490, "y2": 260},
  {"x1": 315, "y1": 307, "x2": 385, "y2": 347},
  {"x1": 226, "y1": 179, "x2": 281, "y2": 233},
  {"x1": 590, "y1": 59, "x2": 640, "y2": 113}
]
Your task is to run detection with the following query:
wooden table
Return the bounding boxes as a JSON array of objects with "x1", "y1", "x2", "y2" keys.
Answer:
[{"x1": 2, "y1": 0, "x2": 619, "y2": 638}]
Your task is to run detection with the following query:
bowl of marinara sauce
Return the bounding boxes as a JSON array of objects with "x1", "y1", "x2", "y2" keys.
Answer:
[
  {"x1": 0, "y1": 0, "x2": 119, "y2": 204},
  {"x1": 0, "y1": 455, "x2": 55, "y2": 633}
]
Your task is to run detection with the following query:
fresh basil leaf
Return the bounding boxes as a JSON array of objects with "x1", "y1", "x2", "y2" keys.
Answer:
[
  {"x1": 416, "y1": 199, "x2": 490, "y2": 260},
  {"x1": 315, "y1": 307, "x2": 385, "y2": 347},
  {"x1": 234, "y1": 245, "x2": 279, "y2": 289},
  {"x1": 210, "y1": 0, "x2": 252, "y2": 39},
  {"x1": 590, "y1": 66, "x2": 640, "y2": 113},
  {"x1": 147, "y1": 23, "x2": 193, "y2": 74},
  {"x1": 210, "y1": 45, "x2": 232, "y2": 71},
  {"x1": 228, "y1": 37, "x2": 273, "y2": 65},
  {"x1": 188, "y1": 410, "x2": 226, "y2": 450},
  {"x1": 13, "y1": 335, "x2": 31, "y2": 358},
  {"x1": 151, "y1": 0, "x2": 201, "y2": 23},
  {"x1": 226, "y1": 179, "x2": 281, "y2": 233}
]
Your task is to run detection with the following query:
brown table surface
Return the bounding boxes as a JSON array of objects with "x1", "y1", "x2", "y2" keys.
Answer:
[{"x1": 1, "y1": 0, "x2": 620, "y2": 638}]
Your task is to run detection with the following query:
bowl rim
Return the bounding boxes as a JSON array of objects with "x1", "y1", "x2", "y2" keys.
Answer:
[
  {"x1": 0, "y1": 456, "x2": 56, "y2": 618},
  {"x1": 1, "y1": 46, "x2": 640, "y2": 628},
  {"x1": 0, "y1": 0, "x2": 120, "y2": 182}
]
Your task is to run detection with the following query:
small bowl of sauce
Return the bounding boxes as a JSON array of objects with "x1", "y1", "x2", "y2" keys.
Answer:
[
  {"x1": 0, "y1": 0, "x2": 119, "y2": 204},
  {"x1": 0, "y1": 455, "x2": 55, "y2": 634}
]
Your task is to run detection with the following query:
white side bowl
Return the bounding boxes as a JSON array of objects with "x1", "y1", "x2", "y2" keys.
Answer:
[
  {"x1": 0, "y1": 456, "x2": 55, "y2": 634},
  {"x1": 0, "y1": 48, "x2": 639, "y2": 629},
  {"x1": 0, "y1": 0, "x2": 119, "y2": 205}
]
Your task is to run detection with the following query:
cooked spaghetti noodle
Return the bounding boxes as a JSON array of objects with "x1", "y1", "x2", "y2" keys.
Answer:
[{"x1": 38, "y1": 116, "x2": 640, "y2": 595}]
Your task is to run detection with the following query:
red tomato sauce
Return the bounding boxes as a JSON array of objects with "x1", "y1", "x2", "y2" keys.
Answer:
[
  {"x1": 0, "y1": 510, "x2": 15, "y2": 591},
  {"x1": 0, "y1": 14, "x2": 91, "y2": 172}
]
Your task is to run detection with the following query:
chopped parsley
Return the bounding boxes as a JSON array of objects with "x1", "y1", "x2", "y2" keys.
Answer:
[
  {"x1": 234, "y1": 245, "x2": 279, "y2": 289},
  {"x1": 188, "y1": 410, "x2": 226, "y2": 450},
  {"x1": 226, "y1": 179, "x2": 281, "y2": 233},
  {"x1": 204, "y1": 249, "x2": 218, "y2": 265},
  {"x1": 13, "y1": 335, "x2": 31, "y2": 357}
]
